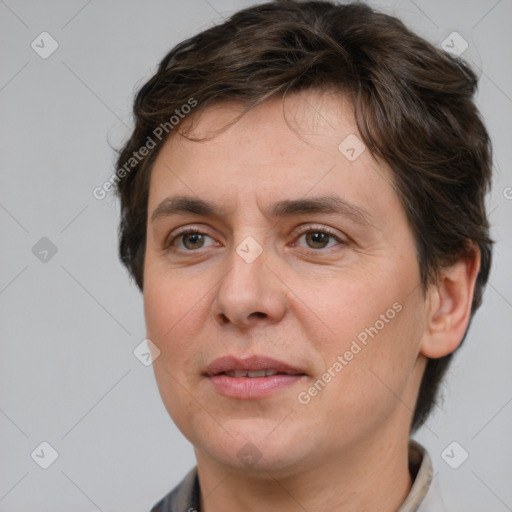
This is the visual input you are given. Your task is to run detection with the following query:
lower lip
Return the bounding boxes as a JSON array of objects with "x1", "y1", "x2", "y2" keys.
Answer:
[{"x1": 207, "y1": 374, "x2": 305, "y2": 398}]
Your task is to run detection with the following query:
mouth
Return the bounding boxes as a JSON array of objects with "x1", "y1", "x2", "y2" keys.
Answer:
[
  {"x1": 204, "y1": 355, "x2": 307, "y2": 398},
  {"x1": 221, "y1": 369, "x2": 294, "y2": 378},
  {"x1": 205, "y1": 355, "x2": 306, "y2": 377}
]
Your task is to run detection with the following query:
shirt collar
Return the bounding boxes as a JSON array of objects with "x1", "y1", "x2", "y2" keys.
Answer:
[{"x1": 397, "y1": 439, "x2": 435, "y2": 512}]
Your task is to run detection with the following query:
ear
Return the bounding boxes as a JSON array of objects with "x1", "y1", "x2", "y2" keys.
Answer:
[{"x1": 420, "y1": 245, "x2": 481, "y2": 359}]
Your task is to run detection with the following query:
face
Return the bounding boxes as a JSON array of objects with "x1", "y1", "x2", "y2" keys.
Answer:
[{"x1": 143, "y1": 90, "x2": 429, "y2": 475}]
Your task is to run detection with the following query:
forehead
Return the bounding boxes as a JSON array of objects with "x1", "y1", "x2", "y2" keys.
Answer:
[
  {"x1": 172, "y1": 90, "x2": 359, "y2": 160},
  {"x1": 148, "y1": 90, "x2": 399, "y2": 220}
]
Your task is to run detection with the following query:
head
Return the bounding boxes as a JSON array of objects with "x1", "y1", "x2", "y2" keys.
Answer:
[{"x1": 114, "y1": 0, "x2": 492, "y2": 469}]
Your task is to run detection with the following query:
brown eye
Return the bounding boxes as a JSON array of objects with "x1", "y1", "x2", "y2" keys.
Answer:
[
  {"x1": 166, "y1": 230, "x2": 216, "y2": 252},
  {"x1": 182, "y1": 232, "x2": 206, "y2": 250},
  {"x1": 296, "y1": 228, "x2": 344, "y2": 251},
  {"x1": 305, "y1": 231, "x2": 331, "y2": 249}
]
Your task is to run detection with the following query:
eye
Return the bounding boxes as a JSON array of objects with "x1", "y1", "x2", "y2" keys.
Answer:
[
  {"x1": 166, "y1": 229, "x2": 216, "y2": 251},
  {"x1": 294, "y1": 227, "x2": 345, "y2": 251},
  {"x1": 164, "y1": 226, "x2": 346, "y2": 254}
]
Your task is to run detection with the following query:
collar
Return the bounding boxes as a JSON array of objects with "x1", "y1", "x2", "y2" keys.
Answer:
[{"x1": 398, "y1": 439, "x2": 437, "y2": 512}]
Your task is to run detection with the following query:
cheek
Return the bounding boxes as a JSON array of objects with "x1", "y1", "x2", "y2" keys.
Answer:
[
  {"x1": 143, "y1": 268, "x2": 209, "y2": 366},
  {"x1": 304, "y1": 269, "x2": 421, "y2": 392},
  {"x1": 144, "y1": 262, "x2": 199, "y2": 333},
  {"x1": 333, "y1": 297, "x2": 423, "y2": 412},
  {"x1": 143, "y1": 271, "x2": 208, "y2": 433},
  {"x1": 307, "y1": 271, "x2": 400, "y2": 348}
]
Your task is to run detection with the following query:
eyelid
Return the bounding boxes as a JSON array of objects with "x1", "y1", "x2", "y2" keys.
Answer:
[{"x1": 294, "y1": 223, "x2": 344, "y2": 239}]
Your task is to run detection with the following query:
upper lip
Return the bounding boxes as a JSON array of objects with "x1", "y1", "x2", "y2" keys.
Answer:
[{"x1": 204, "y1": 355, "x2": 306, "y2": 376}]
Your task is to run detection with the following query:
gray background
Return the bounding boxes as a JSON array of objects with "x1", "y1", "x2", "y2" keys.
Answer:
[{"x1": 1, "y1": 0, "x2": 511, "y2": 511}]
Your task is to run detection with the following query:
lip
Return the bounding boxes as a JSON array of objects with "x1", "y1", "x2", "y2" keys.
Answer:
[{"x1": 204, "y1": 355, "x2": 307, "y2": 399}]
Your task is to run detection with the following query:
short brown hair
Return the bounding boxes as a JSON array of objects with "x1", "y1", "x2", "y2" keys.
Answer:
[{"x1": 114, "y1": 0, "x2": 493, "y2": 431}]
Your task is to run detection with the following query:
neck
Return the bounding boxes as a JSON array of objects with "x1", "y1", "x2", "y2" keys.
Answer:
[{"x1": 195, "y1": 425, "x2": 413, "y2": 512}]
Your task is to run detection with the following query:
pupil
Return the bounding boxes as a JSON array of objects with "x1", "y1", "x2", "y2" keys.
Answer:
[
  {"x1": 308, "y1": 232, "x2": 328, "y2": 248},
  {"x1": 185, "y1": 233, "x2": 203, "y2": 249}
]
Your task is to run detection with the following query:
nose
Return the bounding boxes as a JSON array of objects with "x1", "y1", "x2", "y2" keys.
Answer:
[{"x1": 211, "y1": 240, "x2": 287, "y2": 329}]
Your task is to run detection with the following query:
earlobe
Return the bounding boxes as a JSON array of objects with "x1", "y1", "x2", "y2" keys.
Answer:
[{"x1": 420, "y1": 246, "x2": 481, "y2": 359}]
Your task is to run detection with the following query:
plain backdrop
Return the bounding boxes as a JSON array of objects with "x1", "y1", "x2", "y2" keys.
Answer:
[{"x1": 1, "y1": 0, "x2": 511, "y2": 511}]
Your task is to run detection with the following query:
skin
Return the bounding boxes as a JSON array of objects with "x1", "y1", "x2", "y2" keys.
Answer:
[{"x1": 143, "y1": 90, "x2": 480, "y2": 512}]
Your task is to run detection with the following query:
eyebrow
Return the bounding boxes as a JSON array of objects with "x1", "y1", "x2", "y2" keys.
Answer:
[{"x1": 150, "y1": 194, "x2": 375, "y2": 227}]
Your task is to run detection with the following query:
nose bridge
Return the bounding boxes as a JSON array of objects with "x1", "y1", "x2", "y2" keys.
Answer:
[
  {"x1": 223, "y1": 234, "x2": 267, "y2": 302},
  {"x1": 212, "y1": 233, "x2": 286, "y2": 327}
]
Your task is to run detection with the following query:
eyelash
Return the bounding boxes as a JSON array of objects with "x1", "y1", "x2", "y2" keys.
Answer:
[{"x1": 164, "y1": 225, "x2": 346, "y2": 254}]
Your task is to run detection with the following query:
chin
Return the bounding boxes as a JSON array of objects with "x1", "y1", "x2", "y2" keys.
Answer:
[{"x1": 193, "y1": 419, "x2": 317, "y2": 475}]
